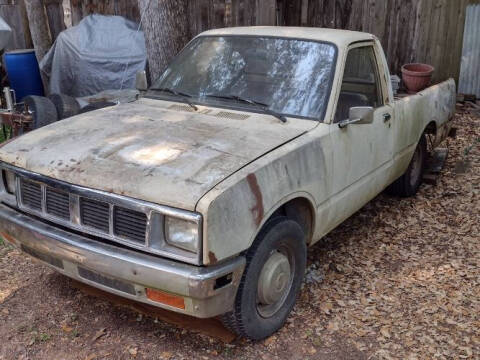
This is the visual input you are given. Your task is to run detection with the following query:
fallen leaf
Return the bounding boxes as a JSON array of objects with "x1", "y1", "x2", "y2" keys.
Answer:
[
  {"x1": 264, "y1": 335, "x2": 277, "y2": 346},
  {"x1": 380, "y1": 326, "x2": 391, "y2": 338},
  {"x1": 327, "y1": 321, "x2": 339, "y2": 332},
  {"x1": 92, "y1": 328, "x2": 106, "y2": 342},
  {"x1": 61, "y1": 323, "x2": 73, "y2": 333},
  {"x1": 128, "y1": 347, "x2": 138, "y2": 357}
]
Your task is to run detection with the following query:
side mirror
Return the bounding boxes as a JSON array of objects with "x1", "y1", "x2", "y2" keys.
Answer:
[
  {"x1": 338, "y1": 106, "x2": 374, "y2": 128},
  {"x1": 135, "y1": 70, "x2": 148, "y2": 91}
]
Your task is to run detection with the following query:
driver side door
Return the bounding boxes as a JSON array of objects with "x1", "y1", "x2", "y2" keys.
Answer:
[{"x1": 326, "y1": 42, "x2": 394, "y2": 228}]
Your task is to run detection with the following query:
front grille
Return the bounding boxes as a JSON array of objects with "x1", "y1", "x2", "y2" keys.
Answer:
[
  {"x1": 46, "y1": 187, "x2": 70, "y2": 219},
  {"x1": 80, "y1": 197, "x2": 110, "y2": 233},
  {"x1": 20, "y1": 179, "x2": 42, "y2": 210},
  {"x1": 10, "y1": 172, "x2": 182, "y2": 260},
  {"x1": 114, "y1": 207, "x2": 147, "y2": 244}
]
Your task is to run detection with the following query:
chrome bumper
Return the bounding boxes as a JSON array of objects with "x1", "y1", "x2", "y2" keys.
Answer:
[{"x1": 0, "y1": 204, "x2": 245, "y2": 318}]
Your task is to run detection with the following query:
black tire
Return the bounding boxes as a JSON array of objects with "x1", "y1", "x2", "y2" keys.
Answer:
[
  {"x1": 48, "y1": 93, "x2": 80, "y2": 119},
  {"x1": 23, "y1": 95, "x2": 58, "y2": 129},
  {"x1": 387, "y1": 134, "x2": 427, "y2": 197},
  {"x1": 78, "y1": 101, "x2": 116, "y2": 114},
  {"x1": 222, "y1": 217, "x2": 306, "y2": 340}
]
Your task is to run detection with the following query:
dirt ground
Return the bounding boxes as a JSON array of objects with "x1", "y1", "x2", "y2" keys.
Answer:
[{"x1": 0, "y1": 105, "x2": 478, "y2": 360}]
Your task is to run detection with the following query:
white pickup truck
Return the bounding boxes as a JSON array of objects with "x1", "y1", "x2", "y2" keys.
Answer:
[{"x1": 0, "y1": 27, "x2": 455, "y2": 340}]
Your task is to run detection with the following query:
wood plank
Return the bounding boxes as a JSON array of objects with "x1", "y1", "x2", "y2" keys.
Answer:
[
  {"x1": 425, "y1": 0, "x2": 442, "y2": 70},
  {"x1": 347, "y1": 0, "x2": 364, "y2": 31},
  {"x1": 256, "y1": 0, "x2": 275, "y2": 25},
  {"x1": 334, "y1": 0, "x2": 354, "y2": 29},
  {"x1": 70, "y1": 0, "x2": 83, "y2": 25},
  {"x1": 373, "y1": 0, "x2": 388, "y2": 43},
  {"x1": 432, "y1": 0, "x2": 447, "y2": 82},
  {"x1": 44, "y1": 0, "x2": 65, "y2": 41},
  {"x1": 414, "y1": 0, "x2": 432, "y2": 65},
  {"x1": 451, "y1": 0, "x2": 469, "y2": 84},
  {"x1": 439, "y1": 0, "x2": 454, "y2": 81}
]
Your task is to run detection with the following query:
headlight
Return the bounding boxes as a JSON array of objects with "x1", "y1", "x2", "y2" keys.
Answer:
[
  {"x1": 164, "y1": 216, "x2": 199, "y2": 253},
  {"x1": 2, "y1": 170, "x2": 16, "y2": 194}
]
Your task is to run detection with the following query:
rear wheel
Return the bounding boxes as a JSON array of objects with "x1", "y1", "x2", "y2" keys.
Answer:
[
  {"x1": 387, "y1": 134, "x2": 427, "y2": 197},
  {"x1": 222, "y1": 217, "x2": 306, "y2": 340}
]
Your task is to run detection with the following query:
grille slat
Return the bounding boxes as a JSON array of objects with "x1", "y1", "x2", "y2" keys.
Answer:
[
  {"x1": 80, "y1": 198, "x2": 110, "y2": 232},
  {"x1": 46, "y1": 188, "x2": 70, "y2": 219},
  {"x1": 114, "y1": 219, "x2": 145, "y2": 229},
  {"x1": 20, "y1": 179, "x2": 42, "y2": 210},
  {"x1": 81, "y1": 209, "x2": 110, "y2": 218},
  {"x1": 114, "y1": 207, "x2": 147, "y2": 244}
]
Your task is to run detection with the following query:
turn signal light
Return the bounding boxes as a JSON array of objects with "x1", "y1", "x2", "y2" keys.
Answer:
[{"x1": 146, "y1": 288, "x2": 185, "y2": 309}]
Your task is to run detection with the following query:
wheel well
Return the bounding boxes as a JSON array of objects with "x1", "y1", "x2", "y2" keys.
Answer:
[
  {"x1": 269, "y1": 197, "x2": 314, "y2": 243},
  {"x1": 425, "y1": 121, "x2": 437, "y2": 135}
]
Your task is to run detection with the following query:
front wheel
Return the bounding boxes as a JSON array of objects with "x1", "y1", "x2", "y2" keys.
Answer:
[
  {"x1": 221, "y1": 217, "x2": 306, "y2": 340},
  {"x1": 387, "y1": 134, "x2": 427, "y2": 197}
]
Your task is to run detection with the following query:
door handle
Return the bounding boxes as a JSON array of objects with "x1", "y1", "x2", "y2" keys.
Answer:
[{"x1": 383, "y1": 113, "x2": 392, "y2": 122}]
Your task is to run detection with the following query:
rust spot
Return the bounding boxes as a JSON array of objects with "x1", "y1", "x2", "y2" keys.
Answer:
[
  {"x1": 208, "y1": 251, "x2": 218, "y2": 264},
  {"x1": 247, "y1": 173, "x2": 264, "y2": 226}
]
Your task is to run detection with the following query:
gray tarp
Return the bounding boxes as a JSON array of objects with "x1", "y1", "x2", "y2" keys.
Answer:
[{"x1": 40, "y1": 15, "x2": 146, "y2": 97}]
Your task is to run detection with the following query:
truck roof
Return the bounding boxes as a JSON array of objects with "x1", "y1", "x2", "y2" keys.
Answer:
[{"x1": 197, "y1": 26, "x2": 376, "y2": 48}]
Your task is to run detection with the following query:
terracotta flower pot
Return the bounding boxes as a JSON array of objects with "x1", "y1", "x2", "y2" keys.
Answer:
[{"x1": 401, "y1": 63, "x2": 434, "y2": 94}]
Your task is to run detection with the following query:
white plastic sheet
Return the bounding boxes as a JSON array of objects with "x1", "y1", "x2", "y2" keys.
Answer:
[{"x1": 40, "y1": 14, "x2": 146, "y2": 97}]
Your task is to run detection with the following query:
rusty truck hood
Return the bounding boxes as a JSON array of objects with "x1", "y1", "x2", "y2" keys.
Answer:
[{"x1": 0, "y1": 98, "x2": 315, "y2": 210}]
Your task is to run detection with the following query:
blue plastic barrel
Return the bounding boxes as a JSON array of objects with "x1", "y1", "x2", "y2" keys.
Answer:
[{"x1": 4, "y1": 49, "x2": 44, "y2": 101}]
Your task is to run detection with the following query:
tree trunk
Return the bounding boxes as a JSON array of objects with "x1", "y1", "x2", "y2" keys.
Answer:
[
  {"x1": 137, "y1": 0, "x2": 190, "y2": 82},
  {"x1": 19, "y1": 0, "x2": 34, "y2": 49},
  {"x1": 24, "y1": 0, "x2": 52, "y2": 62}
]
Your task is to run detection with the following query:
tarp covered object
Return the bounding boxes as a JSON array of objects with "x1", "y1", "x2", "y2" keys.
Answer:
[{"x1": 40, "y1": 15, "x2": 146, "y2": 97}]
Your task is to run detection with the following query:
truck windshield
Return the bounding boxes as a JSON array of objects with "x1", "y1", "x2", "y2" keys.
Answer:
[{"x1": 150, "y1": 36, "x2": 337, "y2": 120}]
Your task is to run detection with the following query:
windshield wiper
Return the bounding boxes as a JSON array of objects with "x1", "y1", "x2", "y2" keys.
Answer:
[
  {"x1": 204, "y1": 94, "x2": 287, "y2": 123},
  {"x1": 150, "y1": 87, "x2": 198, "y2": 111}
]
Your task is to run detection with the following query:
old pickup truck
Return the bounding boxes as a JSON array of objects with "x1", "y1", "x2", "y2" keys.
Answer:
[{"x1": 0, "y1": 27, "x2": 455, "y2": 339}]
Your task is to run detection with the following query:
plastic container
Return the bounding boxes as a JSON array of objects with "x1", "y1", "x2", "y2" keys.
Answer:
[
  {"x1": 4, "y1": 49, "x2": 44, "y2": 101},
  {"x1": 401, "y1": 63, "x2": 434, "y2": 94}
]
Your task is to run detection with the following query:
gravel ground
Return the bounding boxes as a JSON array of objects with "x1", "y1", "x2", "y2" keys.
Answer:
[{"x1": 0, "y1": 106, "x2": 478, "y2": 360}]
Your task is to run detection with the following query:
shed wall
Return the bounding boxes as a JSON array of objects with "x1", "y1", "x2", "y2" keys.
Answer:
[{"x1": 459, "y1": 3, "x2": 480, "y2": 97}]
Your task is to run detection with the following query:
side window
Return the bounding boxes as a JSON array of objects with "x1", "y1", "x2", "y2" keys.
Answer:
[{"x1": 334, "y1": 46, "x2": 383, "y2": 123}]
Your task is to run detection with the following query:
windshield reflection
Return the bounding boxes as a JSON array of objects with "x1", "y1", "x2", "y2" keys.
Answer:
[{"x1": 151, "y1": 36, "x2": 337, "y2": 119}]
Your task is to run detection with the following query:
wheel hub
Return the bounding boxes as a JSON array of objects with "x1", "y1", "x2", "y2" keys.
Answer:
[{"x1": 257, "y1": 252, "x2": 291, "y2": 306}]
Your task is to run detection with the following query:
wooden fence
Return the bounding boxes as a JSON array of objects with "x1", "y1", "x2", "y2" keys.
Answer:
[{"x1": 0, "y1": 0, "x2": 472, "y2": 83}]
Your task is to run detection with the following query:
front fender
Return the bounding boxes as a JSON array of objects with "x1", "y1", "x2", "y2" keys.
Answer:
[{"x1": 196, "y1": 132, "x2": 329, "y2": 265}]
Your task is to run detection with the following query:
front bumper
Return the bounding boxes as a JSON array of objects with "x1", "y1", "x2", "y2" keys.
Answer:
[{"x1": 0, "y1": 203, "x2": 245, "y2": 318}]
